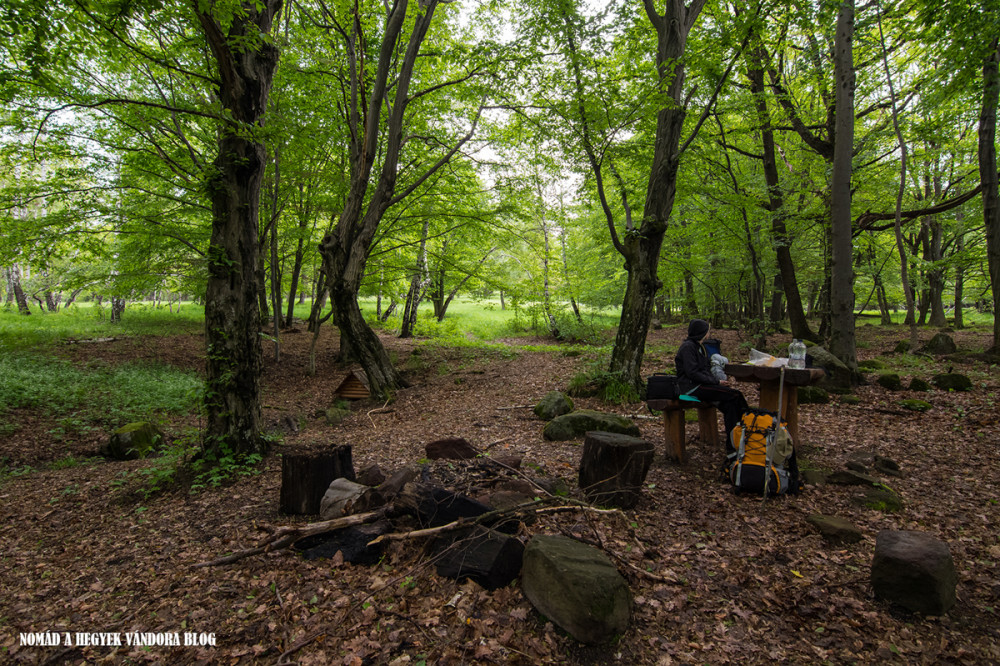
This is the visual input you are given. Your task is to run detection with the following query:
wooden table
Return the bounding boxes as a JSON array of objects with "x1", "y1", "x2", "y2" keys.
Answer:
[{"x1": 724, "y1": 364, "x2": 826, "y2": 446}]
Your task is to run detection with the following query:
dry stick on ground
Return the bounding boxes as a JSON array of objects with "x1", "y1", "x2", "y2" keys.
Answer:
[
  {"x1": 369, "y1": 503, "x2": 623, "y2": 546},
  {"x1": 192, "y1": 508, "x2": 389, "y2": 568}
]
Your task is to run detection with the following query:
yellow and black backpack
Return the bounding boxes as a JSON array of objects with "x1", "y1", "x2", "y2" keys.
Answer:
[{"x1": 727, "y1": 408, "x2": 796, "y2": 496}]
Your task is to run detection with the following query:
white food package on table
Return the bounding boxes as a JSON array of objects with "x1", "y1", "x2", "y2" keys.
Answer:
[{"x1": 748, "y1": 348, "x2": 788, "y2": 367}]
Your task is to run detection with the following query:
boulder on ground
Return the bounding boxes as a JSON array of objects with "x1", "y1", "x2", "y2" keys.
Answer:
[
  {"x1": 854, "y1": 486, "x2": 903, "y2": 512},
  {"x1": 543, "y1": 409, "x2": 640, "y2": 441},
  {"x1": 797, "y1": 385, "x2": 830, "y2": 404},
  {"x1": 871, "y1": 530, "x2": 957, "y2": 615},
  {"x1": 920, "y1": 333, "x2": 958, "y2": 355},
  {"x1": 893, "y1": 340, "x2": 911, "y2": 354},
  {"x1": 534, "y1": 391, "x2": 574, "y2": 421},
  {"x1": 319, "y1": 478, "x2": 385, "y2": 520},
  {"x1": 877, "y1": 373, "x2": 902, "y2": 391},
  {"x1": 908, "y1": 377, "x2": 932, "y2": 392},
  {"x1": 806, "y1": 514, "x2": 863, "y2": 545},
  {"x1": 900, "y1": 399, "x2": 932, "y2": 412},
  {"x1": 800, "y1": 469, "x2": 827, "y2": 486},
  {"x1": 101, "y1": 422, "x2": 164, "y2": 460},
  {"x1": 807, "y1": 346, "x2": 857, "y2": 389},
  {"x1": 932, "y1": 373, "x2": 972, "y2": 391},
  {"x1": 425, "y1": 437, "x2": 478, "y2": 460},
  {"x1": 521, "y1": 534, "x2": 631, "y2": 644}
]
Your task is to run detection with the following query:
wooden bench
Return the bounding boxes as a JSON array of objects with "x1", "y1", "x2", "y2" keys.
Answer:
[{"x1": 647, "y1": 398, "x2": 719, "y2": 463}]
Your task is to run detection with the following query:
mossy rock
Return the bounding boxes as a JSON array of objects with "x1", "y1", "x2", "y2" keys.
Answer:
[
  {"x1": 101, "y1": 422, "x2": 165, "y2": 460},
  {"x1": 899, "y1": 399, "x2": 931, "y2": 412},
  {"x1": 853, "y1": 486, "x2": 903, "y2": 513},
  {"x1": 857, "y1": 359, "x2": 887, "y2": 371},
  {"x1": 534, "y1": 391, "x2": 574, "y2": 421},
  {"x1": 893, "y1": 340, "x2": 911, "y2": 354},
  {"x1": 931, "y1": 373, "x2": 973, "y2": 392},
  {"x1": 908, "y1": 377, "x2": 932, "y2": 392},
  {"x1": 797, "y1": 385, "x2": 830, "y2": 404},
  {"x1": 542, "y1": 409, "x2": 641, "y2": 441},
  {"x1": 840, "y1": 395, "x2": 862, "y2": 405},
  {"x1": 920, "y1": 332, "x2": 957, "y2": 355},
  {"x1": 877, "y1": 373, "x2": 903, "y2": 391},
  {"x1": 325, "y1": 405, "x2": 352, "y2": 425}
]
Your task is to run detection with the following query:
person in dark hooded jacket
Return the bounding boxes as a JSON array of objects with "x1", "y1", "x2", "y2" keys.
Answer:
[{"x1": 675, "y1": 319, "x2": 747, "y2": 441}]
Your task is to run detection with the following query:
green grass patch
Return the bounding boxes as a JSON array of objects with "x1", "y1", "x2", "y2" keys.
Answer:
[
  {"x1": 0, "y1": 351, "x2": 202, "y2": 426},
  {"x1": 0, "y1": 302, "x2": 204, "y2": 350}
]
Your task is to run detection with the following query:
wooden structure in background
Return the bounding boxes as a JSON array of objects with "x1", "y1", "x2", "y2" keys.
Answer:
[{"x1": 334, "y1": 370, "x2": 371, "y2": 400}]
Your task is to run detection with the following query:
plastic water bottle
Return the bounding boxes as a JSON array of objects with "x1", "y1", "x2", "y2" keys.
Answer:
[{"x1": 788, "y1": 339, "x2": 806, "y2": 369}]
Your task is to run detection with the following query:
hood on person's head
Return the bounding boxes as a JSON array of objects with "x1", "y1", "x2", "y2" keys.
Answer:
[{"x1": 687, "y1": 319, "x2": 710, "y2": 340}]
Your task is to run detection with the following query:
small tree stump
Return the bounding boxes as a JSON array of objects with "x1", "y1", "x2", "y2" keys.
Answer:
[
  {"x1": 578, "y1": 431, "x2": 655, "y2": 509},
  {"x1": 280, "y1": 446, "x2": 355, "y2": 515}
]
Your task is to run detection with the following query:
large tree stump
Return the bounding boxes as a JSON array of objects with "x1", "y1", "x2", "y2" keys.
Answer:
[
  {"x1": 280, "y1": 446, "x2": 355, "y2": 515},
  {"x1": 578, "y1": 431, "x2": 655, "y2": 509}
]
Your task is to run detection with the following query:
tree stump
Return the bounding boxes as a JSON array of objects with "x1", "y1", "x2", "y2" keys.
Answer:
[
  {"x1": 578, "y1": 431, "x2": 655, "y2": 509},
  {"x1": 280, "y1": 446, "x2": 355, "y2": 515}
]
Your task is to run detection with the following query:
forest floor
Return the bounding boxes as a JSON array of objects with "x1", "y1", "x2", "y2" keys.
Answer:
[{"x1": 1, "y1": 322, "x2": 999, "y2": 665}]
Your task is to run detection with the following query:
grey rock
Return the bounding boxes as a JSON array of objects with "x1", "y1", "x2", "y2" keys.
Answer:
[
  {"x1": 800, "y1": 469, "x2": 827, "y2": 486},
  {"x1": 521, "y1": 534, "x2": 631, "y2": 644},
  {"x1": 808, "y1": 346, "x2": 857, "y2": 389},
  {"x1": 534, "y1": 391, "x2": 575, "y2": 421},
  {"x1": 806, "y1": 514, "x2": 863, "y2": 545},
  {"x1": 543, "y1": 410, "x2": 640, "y2": 441},
  {"x1": 872, "y1": 530, "x2": 957, "y2": 615}
]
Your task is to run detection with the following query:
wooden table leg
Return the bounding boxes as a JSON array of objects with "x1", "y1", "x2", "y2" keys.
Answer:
[{"x1": 758, "y1": 379, "x2": 798, "y2": 447}]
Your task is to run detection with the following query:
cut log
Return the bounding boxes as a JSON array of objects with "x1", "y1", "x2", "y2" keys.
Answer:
[
  {"x1": 432, "y1": 526, "x2": 525, "y2": 590},
  {"x1": 280, "y1": 446, "x2": 355, "y2": 515},
  {"x1": 578, "y1": 431, "x2": 655, "y2": 509},
  {"x1": 293, "y1": 519, "x2": 393, "y2": 564}
]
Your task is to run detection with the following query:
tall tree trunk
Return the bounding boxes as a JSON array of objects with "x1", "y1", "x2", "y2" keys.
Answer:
[
  {"x1": 747, "y1": 42, "x2": 816, "y2": 341},
  {"x1": 954, "y1": 228, "x2": 965, "y2": 328},
  {"x1": 877, "y1": 0, "x2": 917, "y2": 348},
  {"x1": 828, "y1": 0, "x2": 858, "y2": 373},
  {"x1": 979, "y1": 37, "x2": 1000, "y2": 353},
  {"x1": 285, "y1": 205, "x2": 310, "y2": 326},
  {"x1": 10, "y1": 264, "x2": 31, "y2": 315},
  {"x1": 400, "y1": 218, "x2": 430, "y2": 339},
  {"x1": 196, "y1": 0, "x2": 282, "y2": 457}
]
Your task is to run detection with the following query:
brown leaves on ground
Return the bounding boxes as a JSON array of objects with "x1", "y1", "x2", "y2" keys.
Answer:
[{"x1": 1, "y1": 324, "x2": 998, "y2": 664}]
